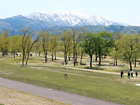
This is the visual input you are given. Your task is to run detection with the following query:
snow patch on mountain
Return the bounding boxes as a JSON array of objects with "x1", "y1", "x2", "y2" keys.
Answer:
[{"x1": 26, "y1": 11, "x2": 128, "y2": 26}]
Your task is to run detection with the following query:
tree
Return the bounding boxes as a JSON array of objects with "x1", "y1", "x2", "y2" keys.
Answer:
[
  {"x1": 77, "y1": 30, "x2": 86, "y2": 64},
  {"x1": 0, "y1": 30, "x2": 10, "y2": 57},
  {"x1": 82, "y1": 32, "x2": 96, "y2": 67},
  {"x1": 25, "y1": 35, "x2": 40, "y2": 66},
  {"x1": 60, "y1": 31, "x2": 72, "y2": 63},
  {"x1": 21, "y1": 27, "x2": 33, "y2": 65},
  {"x1": 53, "y1": 35, "x2": 59, "y2": 60},
  {"x1": 96, "y1": 31, "x2": 114, "y2": 65},
  {"x1": 133, "y1": 34, "x2": 140, "y2": 68},
  {"x1": 71, "y1": 29, "x2": 83, "y2": 66},
  {"x1": 79, "y1": 42, "x2": 85, "y2": 64},
  {"x1": 21, "y1": 27, "x2": 40, "y2": 66},
  {"x1": 10, "y1": 35, "x2": 21, "y2": 58},
  {"x1": 116, "y1": 35, "x2": 140, "y2": 70},
  {"x1": 40, "y1": 30, "x2": 50, "y2": 63},
  {"x1": 112, "y1": 31, "x2": 122, "y2": 65},
  {"x1": 33, "y1": 41, "x2": 41, "y2": 56},
  {"x1": 71, "y1": 29, "x2": 77, "y2": 66},
  {"x1": 50, "y1": 34, "x2": 59, "y2": 61}
]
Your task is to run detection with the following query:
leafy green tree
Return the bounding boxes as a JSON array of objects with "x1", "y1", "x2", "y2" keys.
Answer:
[
  {"x1": 112, "y1": 31, "x2": 122, "y2": 65},
  {"x1": 96, "y1": 31, "x2": 114, "y2": 65},
  {"x1": 21, "y1": 27, "x2": 40, "y2": 66},
  {"x1": 33, "y1": 41, "x2": 42, "y2": 56},
  {"x1": 116, "y1": 35, "x2": 140, "y2": 70},
  {"x1": 40, "y1": 30, "x2": 50, "y2": 63},
  {"x1": 0, "y1": 30, "x2": 10, "y2": 57},
  {"x1": 21, "y1": 27, "x2": 33, "y2": 65},
  {"x1": 50, "y1": 34, "x2": 59, "y2": 61},
  {"x1": 71, "y1": 29, "x2": 77, "y2": 66},
  {"x1": 133, "y1": 34, "x2": 140, "y2": 68},
  {"x1": 25, "y1": 35, "x2": 40, "y2": 66},
  {"x1": 71, "y1": 29, "x2": 84, "y2": 66},
  {"x1": 77, "y1": 30, "x2": 86, "y2": 64},
  {"x1": 60, "y1": 31, "x2": 72, "y2": 63},
  {"x1": 53, "y1": 35, "x2": 59, "y2": 60},
  {"x1": 10, "y1": 35, "x2": 21, "y2": 58},
  {"x1": 79, "y1": 42, "x2": 85, "y2": 64},
  {"x1": 82, "y1": 32, "x2": 96, "y2": 67}
]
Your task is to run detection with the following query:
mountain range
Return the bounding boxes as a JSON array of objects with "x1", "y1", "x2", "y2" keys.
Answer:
[
  {"x1": 26, "y1": 12, "x2": 128, "y2": 26},
  {"x1": 0, "y1": 11, "x2": 140, "y2": 36}
]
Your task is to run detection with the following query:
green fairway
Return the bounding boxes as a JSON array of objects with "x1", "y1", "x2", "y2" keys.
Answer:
[{"x1": 0, "y1": 55, "x2": 140, "y2": 105}]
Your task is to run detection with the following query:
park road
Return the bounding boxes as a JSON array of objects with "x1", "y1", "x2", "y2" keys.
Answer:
[{"x1": 0, "y1": 77, "x2": 121, "y2": 105}]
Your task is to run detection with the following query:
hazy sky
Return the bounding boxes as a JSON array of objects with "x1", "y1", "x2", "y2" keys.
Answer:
[{"x1": 0, "y1": 0, "x2": 139, "y2": 25}]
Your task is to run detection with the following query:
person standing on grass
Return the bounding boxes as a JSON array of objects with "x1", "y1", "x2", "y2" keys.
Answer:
[
  {"x1": 121, "y1": 71, "x2": 123, "y2": 78},
  {"x1": 131, "y1": 71, "x2": 133, "y2": 77},
  {"x1": 136, "y1": 71, "x2": 138, "y2": 76},
  {"x1": 128, "y1": 71, "x2": 130, "y2": 78}
]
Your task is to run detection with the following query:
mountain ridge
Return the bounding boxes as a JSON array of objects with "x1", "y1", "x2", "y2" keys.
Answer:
[
  {"x1": 26, "y1": 11, "x2": 128, "y2": 26},
  {"x1": 0, "y1": 11, "x2": 140, "y2": 36}
]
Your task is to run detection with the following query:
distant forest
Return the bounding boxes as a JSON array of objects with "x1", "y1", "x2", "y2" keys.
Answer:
[
  {"x1": 1, "y1": 25, "x2": 140, "y2": 36},
  {"x1": 46, "y1": 25, "x2": 140, "y2": 35}
]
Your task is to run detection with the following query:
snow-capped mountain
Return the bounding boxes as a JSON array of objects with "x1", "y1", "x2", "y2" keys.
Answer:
[
  {"x1": 0, "y1": 11, "x2": 133, "y2": 36},
  {"x1": 26, "y1": 12, "x2": 128, "y2": 26}
]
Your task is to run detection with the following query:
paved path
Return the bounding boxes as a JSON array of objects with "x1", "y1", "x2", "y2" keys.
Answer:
[{"x1": 0, "y1": 78, "x2": 120, "y2": 105}]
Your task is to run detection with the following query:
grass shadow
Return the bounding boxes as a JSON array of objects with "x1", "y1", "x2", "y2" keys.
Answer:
[
  {"x1": 94, "y1": 64, "x2": 120, "y2": 67},
  {"x1": 84, "y1": 67, "x2": 104, "y2": 70}
]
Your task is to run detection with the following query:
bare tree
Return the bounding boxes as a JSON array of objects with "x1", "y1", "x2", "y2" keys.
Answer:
[
  {"x1": 60, "y1": 31, "x2": 72, "y2": 63},
  {"x1": 21, "y1": 27, "x2": 40, "y2": 66},
  {"x1": 40, "y1": 30, "x2": 50, "y2": 63}
]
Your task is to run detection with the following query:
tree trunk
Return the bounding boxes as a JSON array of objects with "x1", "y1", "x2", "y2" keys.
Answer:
[
  {"x1": 114, "y1": 59, "x2": 115, "y2": 66},
  {"x1": 76, "y1": 51, "x2": 77, "y2": 61},
  {"x1": 14, "y1": 53, "x2": 15, "y2": 58},
  {"x1": 55, "y1": 51, "x2": 56, "y2": 60},
  {"x1": 52, "y1": 52, "x2": 53, "y2": 61},
  {"x1": 134, "y1": 58, "x2": 136, "y2": 68},
  {"x1": 64, "y1": 52, "x2": 65, "y2": 62},
  {"x1": 26, "y1": 53, "x2": 30, "y2": 66},
  {"x1": 69, "y1": 53, "x2": 70, "y2": 61},
  {"x1": 116, "y1": 59, "x2": 118, "y2": 65},
  {"x1": 22, "y1": 49, "x2": 25, "y2": 65},
  {"x1": 90, "y1": 55, "x2": 92, "y2": 68},
  {"x1": 80, "y1": 51, "x2": 83, "y2": 64},
  {"x1": 65, "y1": 53, "x2": 67, "y2": 62},
  {"x1": 95, "y1": 54, "x2": 98, "y2": 62},
  {"x1": 45, "y1": 53, "x2": 47, "y2": 63},
  {"x1": 2, "y1": 53, "x2": 4, "y2": 57},
  {"x1": 39, "y1": 52, "x2": 40, "y2": 56},
  {"x1": 99, "y1": 52, "x2": 101, "y2": 65},
  {"x1": 99, "y1": 57, "x2": 101, "y2": 65},
  {"x1": 130, "y1": 61, "x2": 132, "y2": 71},
  {"x1": 64, "y1": 52, "x2": 67, "y2": 63}
]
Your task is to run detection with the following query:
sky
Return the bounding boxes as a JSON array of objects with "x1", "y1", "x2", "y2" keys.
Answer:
[{"x1": 0, "y1": 0, "x2": 140, "y2": 26}]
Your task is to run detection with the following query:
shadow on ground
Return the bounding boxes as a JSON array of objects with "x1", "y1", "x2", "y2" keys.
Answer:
[{"x1": 84, "y1": 67, "x2": 104, "y2": 70}]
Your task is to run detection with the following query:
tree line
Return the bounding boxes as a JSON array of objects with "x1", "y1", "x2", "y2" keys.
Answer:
[{"x1": 0, "y1": 27, "x2": 140, "y2": 70}]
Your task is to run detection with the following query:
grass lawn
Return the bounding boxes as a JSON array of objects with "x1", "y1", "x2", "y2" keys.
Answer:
[
  {"x1": 0, "y1": 86, "x2": 70, "y2": 105},
  {"x1": 0, "y1": 54, "x2": 140, "y2": 105}
]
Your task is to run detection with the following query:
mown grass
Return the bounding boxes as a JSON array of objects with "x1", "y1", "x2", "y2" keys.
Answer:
[
  {"x1": 0, "y1": 57, "x2": 140, "y2": 105},
  {"x1": 1, "y1": 54, "x2": 140, "y2": 104}
]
